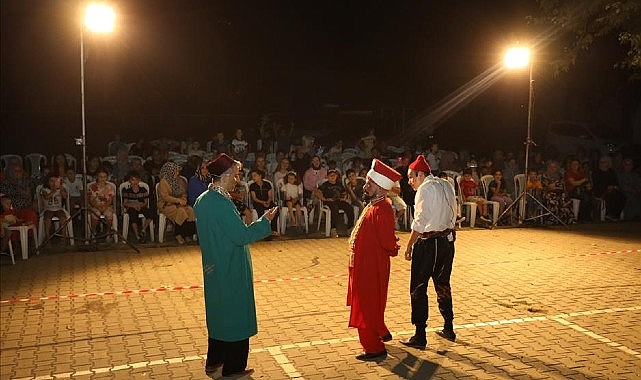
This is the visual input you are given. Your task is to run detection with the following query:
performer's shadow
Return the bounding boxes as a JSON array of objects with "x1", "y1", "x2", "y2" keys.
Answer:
[{"x1": 384, "y1": 346, "x2": 440, "y2": 379}]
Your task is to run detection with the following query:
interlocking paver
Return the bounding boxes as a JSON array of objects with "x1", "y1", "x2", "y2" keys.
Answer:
[{"x1": 1, "y1": 221, "x2": 641, "y2": 379}]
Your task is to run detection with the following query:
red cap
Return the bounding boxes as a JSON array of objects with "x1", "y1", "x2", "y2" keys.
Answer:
[
  {"x1": 367, "y1": 159, "x2": 402, "y2": 190},
  {"x1": 408, "y1": 155, "x2": 431, "y2": 174},
  {"x1": 206, "y1": 153, "x2": 237, "y2": 176}
]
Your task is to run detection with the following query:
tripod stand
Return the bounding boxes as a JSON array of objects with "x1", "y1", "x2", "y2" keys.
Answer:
[
  {"x1": 492, "y1": 59, "x2": 564, "y2": 227},
  {"x1": 34, "y1": 205, "x2": 140, "y2": 254}
]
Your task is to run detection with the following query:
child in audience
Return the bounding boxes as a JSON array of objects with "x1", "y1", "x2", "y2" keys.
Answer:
[
  {"x1": 64, "y1": 168, "x2": 83, "y2": 212},
  {"x1": 121, "y1": 171, "x2": 153, "y2": 243},
  {"x1": 460, "y1": 168, "x2": 491, "y2": 223},
  {"x1": 525, "y1": 168, "x2": 543, "y2": 219},
  {"x1": 282, "y1": 171, "x2": 303, "y2": 230},
  {"x1": 1, "y1": 194, "x2": 21, "y2": 253},
  {"x1": 39, "y1": 175, "x2": 69, "y2": 241}
]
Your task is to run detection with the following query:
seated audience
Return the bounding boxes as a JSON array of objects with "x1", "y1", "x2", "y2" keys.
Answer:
[
  {"x1": 592, "y1": 156, "x2": 625, "y2": 221},
  {"x1": 488, "y1": 169, "x2": 513, "y2": 214},
  {"x1": 88, "y1": 169, "x2": 115, "y2": 237},
  {"x1": 541, "y1": 161, "x2": 576, "y2": 224},
  {"x1": 460, "y1": 168, "x2": 491, "y2": 223},
  {"x1": 249, "y1": 168, "x2": 279, "y2": 236},
  {"x1": 617, "y1": 158, "x2": 641, "y2": 220},
  {"x1": 157, "y1": 161, "x2": 196, "y2": 245},
  {"x1": 121, "y1": 171, "x2": 154, "y2": 243}
]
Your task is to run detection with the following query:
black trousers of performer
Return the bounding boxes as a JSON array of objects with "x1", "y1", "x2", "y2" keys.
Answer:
[
  {"x1": 409, "y1": 235, "x2": 455, "y2": 328},
  {"x1": 207, "y1": 337, "x2": 249, "y2": 376}
]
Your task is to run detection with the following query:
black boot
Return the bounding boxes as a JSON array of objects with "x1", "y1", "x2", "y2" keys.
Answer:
[
  {"x1": 400, "y1": 325, "x2": 427, "y2": 349},
  {"x1": 436, "y1": 321, "x2": 456, "y2": 342}
]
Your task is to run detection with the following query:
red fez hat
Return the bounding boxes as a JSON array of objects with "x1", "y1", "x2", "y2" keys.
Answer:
[
  {"x1": 367, "y1": 159, "x2": 402, "y2": 190},
  {"x1": 207, "y1": 153, "x2": 237, "y2": 176},
  {"x1": 408, "y1": 155, "x2": 431, "y2": 174}
]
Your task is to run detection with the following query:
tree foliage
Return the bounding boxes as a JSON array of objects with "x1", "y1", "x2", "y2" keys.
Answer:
[{"x1": 536, "y1": 0, "x2": 641, "y2": 75}]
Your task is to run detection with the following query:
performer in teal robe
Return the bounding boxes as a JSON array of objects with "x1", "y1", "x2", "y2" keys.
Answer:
[{"x1": 193, "y1": 153, "x2": 279, "y2": 378}]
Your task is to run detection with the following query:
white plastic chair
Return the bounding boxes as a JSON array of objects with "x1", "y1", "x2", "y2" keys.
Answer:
[
  {"x1": 7, "y1": 224, "x2": 39, "y2": 261},
  {"x1": 119, "y1": 181, "x2": 155, "y2": 242},
  {"x1": 315, "y1": 179, "x2": 357, "y2": 237},
  {"x1": 1, "y1": 154, "x2": 23, "y2": 172},
  {"x1": 64, "y1": 153, "x2": 77, "y2": 172},
  {"x1": 4, "y1": 239, "x2": 15, "y2": 264},
  {"x1": 24, "y1": 153, "x2": 47, "y2": 178},
  {"x1": 455, "y1": 176, "x2": 477, "y2": 228},
  {"x1": 480, "y1": 174, "x2": 501, "y2": 224},
  {"x1": 36, "y1": 184, "x2": 75, "y2": 245},
  {"x1": 86, "y1": 181, "x2": 118, "y2": 243}
]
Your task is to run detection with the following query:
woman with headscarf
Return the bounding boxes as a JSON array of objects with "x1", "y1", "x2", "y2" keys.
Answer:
[
  {"x1": 193, "y1": 153, "x2": 278, "y2": 377},
  {"x1": 541, "y1": 161, "x2": 576, "y2": 224},
  {"x1": 0, "y1": 163, "x2": 38, "y2": 228},
  {"x1": 157, "y1": 161, "x2": 195, "y2": 244},
  {"x1": 188, "y1": 161, "x2": 211, "y2": 206}
]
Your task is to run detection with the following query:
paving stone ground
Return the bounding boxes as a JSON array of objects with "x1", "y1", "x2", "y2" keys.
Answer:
[{"x1": 1, "y1": 221, "x2": 640, "y2": 379}]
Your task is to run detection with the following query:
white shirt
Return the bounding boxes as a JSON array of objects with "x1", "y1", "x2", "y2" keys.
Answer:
[
  {"x1": 283, "y1": 183, "x2": 301, "y2": 200},
  {"x1": 411, "y1": 175, "x2": 457, "y2": 233},
  {"x1": 64, "y1": 177, "x2": 83, "y2": 197}
]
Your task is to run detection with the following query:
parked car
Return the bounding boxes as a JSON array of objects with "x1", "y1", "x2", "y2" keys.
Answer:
[{"x1": 544, "y1": 121, "x2": 626, "y2": 157}]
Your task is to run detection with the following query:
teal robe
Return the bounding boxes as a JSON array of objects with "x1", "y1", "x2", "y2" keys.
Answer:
[{"x1": 193, "y1": 188, "x2": 271, "y2": 341}]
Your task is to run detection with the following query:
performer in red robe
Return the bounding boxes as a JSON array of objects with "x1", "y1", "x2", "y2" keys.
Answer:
[{"x1": 347, "y1": 158, "x2": 401, "y2": 361}]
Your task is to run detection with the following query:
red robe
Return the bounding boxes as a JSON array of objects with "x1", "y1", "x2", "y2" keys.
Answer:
[{"x1": 347, "y1": 198, "x2": 399, "y2": 332}]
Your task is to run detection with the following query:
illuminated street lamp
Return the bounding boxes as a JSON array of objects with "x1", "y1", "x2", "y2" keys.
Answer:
[
  {"x1": 80, "y1": 3, "x2": 115, "y2": 241},
  {"x1": 495, "y1": 47, "x2": 565, "y2": 226}
]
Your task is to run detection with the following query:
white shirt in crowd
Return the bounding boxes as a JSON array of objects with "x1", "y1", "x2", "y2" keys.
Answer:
[{"x1": 64, "y1": 177, "x2": 83, "y2": 197}]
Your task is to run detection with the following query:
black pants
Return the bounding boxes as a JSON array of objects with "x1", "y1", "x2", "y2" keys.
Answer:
[
  {"x1": 174, "y1": 220, "x2": 195, "y2": 237},
  {"x1": 207, "y1": 337, "x2": 249, "y2": 376},
  {"x1": 253, "y1": 202, "x2": 279, "y2": 231},
  {"x1": 409, "y1": 235, "x2": 455, "y2": 327},
  {"x1": 326, "y1": 201, "x2": 354, "y2": 229}
]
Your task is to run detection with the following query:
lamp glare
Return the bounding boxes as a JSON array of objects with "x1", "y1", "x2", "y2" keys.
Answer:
[
  {"x1": 505, "y1": 47, "x2": 530, "y2": 69},
  {"x1": 84, "y1": 4, "x2": 115, "y2": 33}
]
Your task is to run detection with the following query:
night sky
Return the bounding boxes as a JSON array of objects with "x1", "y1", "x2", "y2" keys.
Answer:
[{"x1": 1, "y1": 0, "x2": 635, "y2": 156}]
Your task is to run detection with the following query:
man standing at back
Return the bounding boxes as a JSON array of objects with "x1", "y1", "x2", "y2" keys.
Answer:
[{"x1": 401, "y1": 155, "x2": 458, "y2": 349}]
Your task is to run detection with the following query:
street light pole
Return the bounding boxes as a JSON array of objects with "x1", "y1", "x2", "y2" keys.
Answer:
[
  {"x1": 520, "y1": 61, "x2": 534, "y2": 222},
  {"x1": 79, "y1": 3, "x2": 115, "y2": 242},
  {"x1": 494, "y1": 47, "x2": 565, "y2": 227},
  {"x1": 80, "y1": 25, "x2": 90, "y2": 241}
]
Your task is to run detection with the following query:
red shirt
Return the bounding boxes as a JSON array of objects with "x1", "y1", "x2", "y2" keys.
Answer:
[{"x1": 564, "y1": 170, "x2": 587, "y2": 192}]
